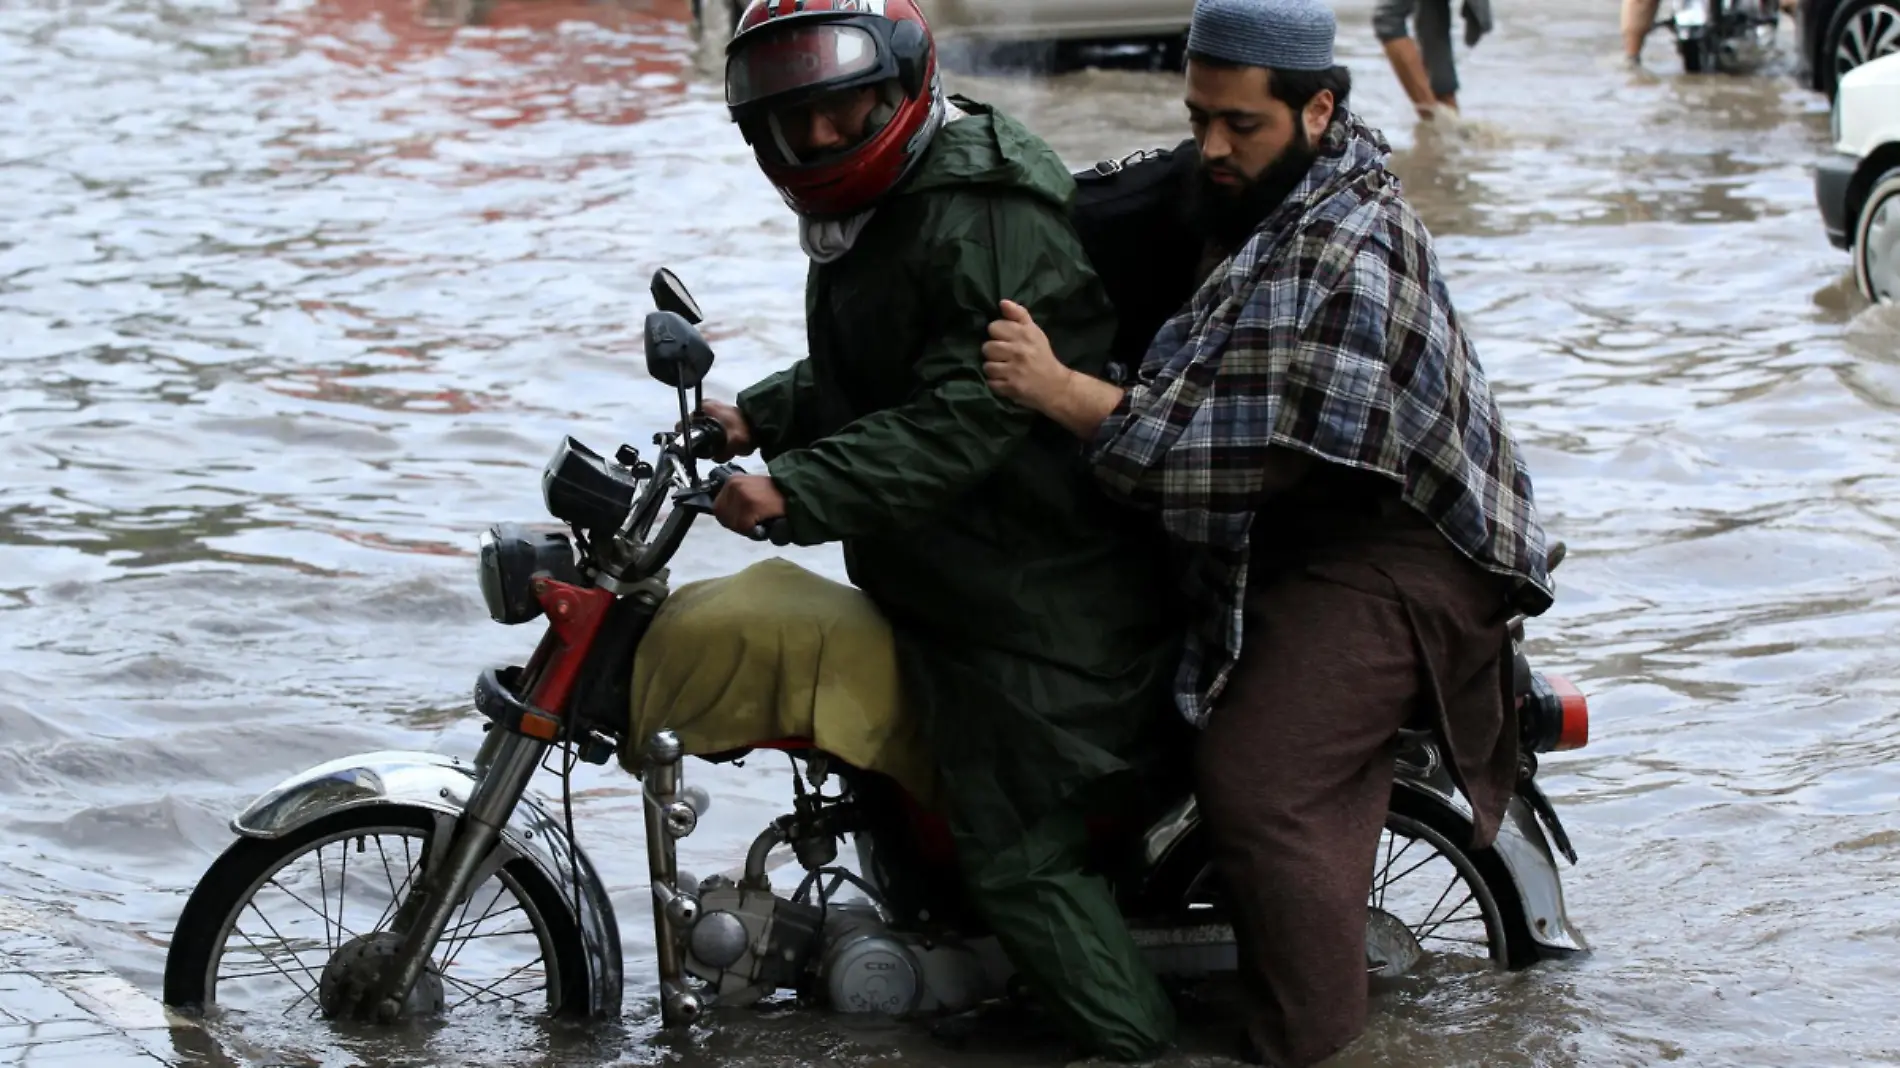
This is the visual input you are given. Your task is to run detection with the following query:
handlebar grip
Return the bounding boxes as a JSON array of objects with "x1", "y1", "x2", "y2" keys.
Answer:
[
  {"x1": 749, "y1": 518, "x2": 793, "y2": 546},
  {"x1": 687, "y1": 417, "x2": 729, "y2": 461}
]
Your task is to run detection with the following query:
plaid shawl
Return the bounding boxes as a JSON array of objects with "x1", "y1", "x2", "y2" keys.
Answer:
[{"x1": 1086, "y1": 111, "x2": 1554, "y2": 727}]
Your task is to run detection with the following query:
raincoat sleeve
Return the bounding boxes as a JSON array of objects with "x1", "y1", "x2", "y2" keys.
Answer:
[
  {"x1": 736, "y1": 359, "x2": 822, "y2": 459},
  {"x1": 765, "y1": 196, "x2": 1105, "y2": 544}
]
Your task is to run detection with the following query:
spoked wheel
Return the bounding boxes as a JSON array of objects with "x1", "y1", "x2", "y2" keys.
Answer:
[
  {"x1": 164, "y1": 804, "x2": 591, "y2": 1023},
  {"x1": 1179, "y1": 805, "x2": 1522, "y2": 978},
  {"x1": 1365, "y1": 812, "x2": 1510, "y2": 978}
]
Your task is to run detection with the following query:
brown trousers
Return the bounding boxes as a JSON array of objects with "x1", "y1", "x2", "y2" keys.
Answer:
[{"x1": 1197, "y1": 502, "x2": 1517, "y2": 1068}]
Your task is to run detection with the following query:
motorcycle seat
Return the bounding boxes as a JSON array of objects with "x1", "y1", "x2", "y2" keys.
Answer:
[{"x1": 626, "y1": 558, "x2": 942, "y2": 808}]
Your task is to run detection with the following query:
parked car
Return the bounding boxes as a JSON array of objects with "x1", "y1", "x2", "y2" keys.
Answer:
[
  {"x1": 1815, "y1": 50, "x2": 1900, "y2": 301},
  {"x1": 1795, "y1": 0, "x2": 1900, "y2": 95}
]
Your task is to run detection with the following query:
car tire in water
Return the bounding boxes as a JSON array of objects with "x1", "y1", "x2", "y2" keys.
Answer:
[
  {"x1": 163, "y1": 804, "x2": 594, "y2": 1019},
  {"x1": 1822, "y1": 0, "x2": 1900, "y2": 94},
  {"x1": 1854, "y1": 169, "x2": 1900, "y2": 303}
]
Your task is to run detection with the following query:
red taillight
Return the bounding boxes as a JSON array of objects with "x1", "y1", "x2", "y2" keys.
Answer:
[
  {"x1": 1520, "y1": 672, "x2": 1590, "y2": 753},
  {"x1": 1544, "y1": 673, "x2": 1589, "y2": 751}
]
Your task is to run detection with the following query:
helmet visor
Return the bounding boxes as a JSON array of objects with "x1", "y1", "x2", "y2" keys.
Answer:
[{"x1": 726, "y1": 23, "x2": 883, "y2": 108}]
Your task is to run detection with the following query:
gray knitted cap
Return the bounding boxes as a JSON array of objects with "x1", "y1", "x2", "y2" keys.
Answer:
[{"x1": 1187, "y1": 0, "x2": 1337, "y2": 72}]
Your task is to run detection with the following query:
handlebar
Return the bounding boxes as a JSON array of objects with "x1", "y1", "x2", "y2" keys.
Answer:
[
  {"x1": 614, "y1": 417, "x2": 792, "y2": 580},
  {"x1": 680, "y1": 415, "x2": 728, "y2": 462},
  {"x1": 704, "y1": 463, "x2": 793, "y2": 546}
]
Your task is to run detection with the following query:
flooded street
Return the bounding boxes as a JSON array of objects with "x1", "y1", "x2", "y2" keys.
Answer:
[{"x1": 4, "y1": 0, "x2": 1899, "y2": 1063}]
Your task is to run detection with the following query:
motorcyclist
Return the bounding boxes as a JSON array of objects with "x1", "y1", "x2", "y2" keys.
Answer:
[
  {"x1": 980, "y1": 0, "x2": 1555, "y2": 1062},
  {"x1": 693, "y1": 0, "x2": 1183, "y2": 1058}
]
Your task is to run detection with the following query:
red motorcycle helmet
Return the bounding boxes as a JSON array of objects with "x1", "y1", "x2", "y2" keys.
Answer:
[{"x1": 725, "y1": 0, "x2": 942, "y2": 219}]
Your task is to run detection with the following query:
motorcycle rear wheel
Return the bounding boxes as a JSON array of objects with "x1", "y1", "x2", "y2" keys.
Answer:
[
  {"x1": 1183, "y1": 803, "x2": 1519, "y2": 976},
  {"x1": 163, "y1": 804, "x2": 593, "y2": 1021}
]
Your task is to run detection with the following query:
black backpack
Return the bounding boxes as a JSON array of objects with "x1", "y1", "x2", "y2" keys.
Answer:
[{"x1": 1070, "y1": 140, "x2": 1208, "y2": 383}]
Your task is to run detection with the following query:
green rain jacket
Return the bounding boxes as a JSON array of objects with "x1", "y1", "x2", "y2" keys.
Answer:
[{"x1": 736, "y1": 99, "x2": 1183, "y2": 852}]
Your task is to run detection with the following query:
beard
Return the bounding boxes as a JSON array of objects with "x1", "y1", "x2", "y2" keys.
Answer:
[{"x1": 1186, "y1": 126, "x2": 1322, "y2": 253}]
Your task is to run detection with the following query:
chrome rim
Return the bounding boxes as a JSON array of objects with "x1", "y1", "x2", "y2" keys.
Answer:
[
  {"x1": 204, "y1": 826, "x2": 561, "y2": 1018},
  {"x1": 1367, "y1": 814, "x2": 1507, "y2": 973},
  {"x1": 1183, "y1": 811, "x2": 1508, "y2": 976},
  {"x1": 1862, "y1": 191, "x2": 1899, "y2": 302},
  {"x1": 1834, "y1": 2, "x2": 1900, "y2": 81}
]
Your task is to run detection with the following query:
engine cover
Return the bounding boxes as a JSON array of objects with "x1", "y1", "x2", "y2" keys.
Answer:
[
  {"x1": 822, "y1": 923, "x2": 921, "y2": 1016},
  {"x1": 819, "y1": 904, "x2": 1010, "y2": 1017},
  {"x1": 682, "y1": 881, "x2": 824, "y2": 1005}
]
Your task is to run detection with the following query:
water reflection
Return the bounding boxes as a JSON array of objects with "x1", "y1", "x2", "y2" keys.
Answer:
[{"x1": 255, "y1": 0, "x2": 696, "y2": 128}]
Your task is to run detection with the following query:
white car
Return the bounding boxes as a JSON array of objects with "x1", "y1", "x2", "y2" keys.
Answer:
[{"x1": 1815, "y1": 49, "x2": 1900, "y2": 302}]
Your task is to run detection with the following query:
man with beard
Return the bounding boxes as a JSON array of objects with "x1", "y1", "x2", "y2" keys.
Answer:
[
  {"x1": 696, "y1": 0, "x2": 1181, "y2": 1059},
  {"x1": 981, "y1": 0, "x2": 1556, "y2": 1064}
]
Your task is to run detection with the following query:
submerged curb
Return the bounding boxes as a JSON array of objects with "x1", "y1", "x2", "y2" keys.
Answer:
[{"x1": 0, "y1": 897, "x2": 238, "y2": 1067}]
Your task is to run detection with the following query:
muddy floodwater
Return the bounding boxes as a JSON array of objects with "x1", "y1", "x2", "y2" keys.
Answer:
[{"x1": 3, "y1": 0, "x2": 1898, "y2": 1064}]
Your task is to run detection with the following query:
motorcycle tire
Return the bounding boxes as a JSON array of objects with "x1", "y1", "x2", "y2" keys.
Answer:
[
  {"x1": 1387, "y1": 790, "x2": 1542, "y2": 971},
  {"x1": 163, "y1": 803, "x2": 595, "y2": 1019},
  {"x1": 1174, "y1": 795, "x2": 1536, "y2": 974},
  {"x1": 1678, "y1": 36, "x2": 1716, "y2": 73}
]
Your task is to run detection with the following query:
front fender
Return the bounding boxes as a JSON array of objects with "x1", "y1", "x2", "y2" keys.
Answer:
[{"x1": 231, "y1": 750, "x2": 624, "y2": 1016}]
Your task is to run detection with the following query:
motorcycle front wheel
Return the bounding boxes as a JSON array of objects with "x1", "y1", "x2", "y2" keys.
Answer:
[{"x1": 163, "y1": 804, "x2": 593, "y2": 1022}]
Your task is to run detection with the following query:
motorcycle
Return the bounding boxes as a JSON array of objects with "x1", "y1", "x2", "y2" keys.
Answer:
[
  {"x1": 162, "y1": 269, "x2": 1591, "y2": 1035},
  {"x1": 1667, "y1": 0, "x2": 1782, "y2": 72}
]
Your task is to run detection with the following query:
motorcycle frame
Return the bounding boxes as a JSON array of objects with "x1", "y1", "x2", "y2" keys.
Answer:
[
  {"x1": 634, "y1": 726, "x2": 1589, "y2": 1028},
  {"x1": 204, "y1": 382, "x2": 1587, "y2": 1028}
]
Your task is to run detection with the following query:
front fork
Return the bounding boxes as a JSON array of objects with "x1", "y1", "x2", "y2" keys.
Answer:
[
  {"x1": 370, "y1": 727, "x2": 546, "y2": 1022},
  {"x1": 641, "y1": 730, "x2": 707, "y2": 1025}
]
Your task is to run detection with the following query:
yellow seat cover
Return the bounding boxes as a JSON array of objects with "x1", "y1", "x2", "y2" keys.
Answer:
[{"x1": 625, "y1": 558, "x2": 940, "y2": 807}]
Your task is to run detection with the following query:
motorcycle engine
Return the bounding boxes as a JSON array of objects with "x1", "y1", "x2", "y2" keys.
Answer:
[
  {"x1": 682, "y1": 877, "x2": 1005, "y2": 1015},
  {"x1": 681, "y1": 877, "x2": 824, "y2": 1005}
]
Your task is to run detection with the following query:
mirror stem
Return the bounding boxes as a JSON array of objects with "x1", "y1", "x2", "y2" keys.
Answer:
[{"x1": 676, "y1": 386, "x2": 700, "y2": 487}]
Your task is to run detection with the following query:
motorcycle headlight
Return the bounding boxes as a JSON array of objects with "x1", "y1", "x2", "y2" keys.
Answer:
[
  {"x1": 478, "y1": 523, "x2": 584, "y2": 625},
  {"x1": 1674, "y1": 0, "x2": 1708, "y2": 25}
]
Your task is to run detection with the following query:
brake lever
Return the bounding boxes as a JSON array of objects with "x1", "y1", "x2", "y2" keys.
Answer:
[{"x1": 674, "y1": 464, "x2": 793, "y2": 546}]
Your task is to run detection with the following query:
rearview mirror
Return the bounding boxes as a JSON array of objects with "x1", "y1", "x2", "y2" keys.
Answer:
[
  {"x1": 650, "y1": 268, "x2": 703, "y2": 325},
  {"x1": 644, "y1": 311, "x2": 715, "y2": 390}
]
